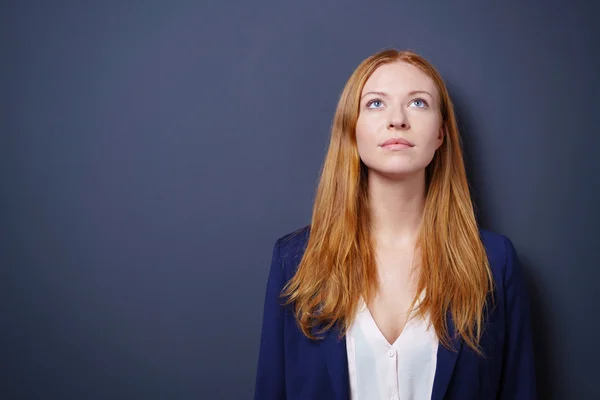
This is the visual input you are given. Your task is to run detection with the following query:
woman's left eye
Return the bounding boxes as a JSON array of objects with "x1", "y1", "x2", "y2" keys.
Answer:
[{"x1": 410, "y1": 98, "x2": 428, "y2": 108}]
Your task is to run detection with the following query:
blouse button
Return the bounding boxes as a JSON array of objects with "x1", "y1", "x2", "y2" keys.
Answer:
[{"x1": 387, "y1": 349, "x2": 395, "y2": 357}]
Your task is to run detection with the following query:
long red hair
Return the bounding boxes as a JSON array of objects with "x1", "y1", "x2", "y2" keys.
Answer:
[{"x1": 281, "y1": 49, "x2": 494, "y2": 354}]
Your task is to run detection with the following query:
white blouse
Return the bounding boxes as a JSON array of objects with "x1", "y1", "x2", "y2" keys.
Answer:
[{"x1": 345, "y1": 293, "x2": 438, "y2": 400}]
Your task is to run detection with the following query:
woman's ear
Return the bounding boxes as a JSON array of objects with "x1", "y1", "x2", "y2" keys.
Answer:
[{"x1": 436, "y1": 127, "x2": 445, "y2": 149}]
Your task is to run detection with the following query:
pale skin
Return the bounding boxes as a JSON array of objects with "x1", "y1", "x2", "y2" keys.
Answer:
[{"x1": 355, "y1": 61, "x2": 444, "y2": 345}]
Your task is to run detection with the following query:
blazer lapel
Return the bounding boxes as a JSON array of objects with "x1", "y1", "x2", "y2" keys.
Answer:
[
  {"x1": 431, "y1": 312, "x2": 463, "y2": 400},
  {"x1": 318, "y1": 309, "x2": 462, "y2": 400},
  {"x1": 321, "y1": 325, "x2": 350, "y2": 400}
]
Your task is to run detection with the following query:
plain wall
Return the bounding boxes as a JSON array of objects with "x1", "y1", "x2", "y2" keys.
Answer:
[{"x1": 2, "y1": 1, "x2": 599, "y2": 398}]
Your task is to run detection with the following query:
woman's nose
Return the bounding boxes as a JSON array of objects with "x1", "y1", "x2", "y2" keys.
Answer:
[
  {"x1": 387, "y1": 111, "x2": 409, "y2": 130},
  {"x1": 388, "y1": 121, "x2": 408, "y2": 129}
]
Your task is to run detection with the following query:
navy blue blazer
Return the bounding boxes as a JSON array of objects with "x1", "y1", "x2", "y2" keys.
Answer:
[{"x1": 254, "y1": 226, "x2": 537, "y2": 399}]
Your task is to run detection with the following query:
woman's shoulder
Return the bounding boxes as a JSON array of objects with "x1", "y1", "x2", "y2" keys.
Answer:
[
  {"x1": 274, "y1": 225, "x2": 310, "y2": 253},
  {"x1": 272, "y1": 225, "x2": 311, "y2": 278},
  {"x1": 478, "y1": 228, "x2": 523, "y2": 289}
]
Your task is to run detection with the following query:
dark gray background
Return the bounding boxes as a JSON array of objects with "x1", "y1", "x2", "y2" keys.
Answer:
[{"x1": 2, "y1": 0, "x2": 599, "y2": 399}]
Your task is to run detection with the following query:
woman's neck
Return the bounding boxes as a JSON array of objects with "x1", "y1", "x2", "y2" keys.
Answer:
[{"x1": 367, "y1": 169, "x2": 426, "y2": 247}]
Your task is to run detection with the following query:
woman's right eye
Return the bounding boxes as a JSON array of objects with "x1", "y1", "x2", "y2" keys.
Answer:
[{"x1": 366, "y1": 99, "x2": 383, "y2": 109}]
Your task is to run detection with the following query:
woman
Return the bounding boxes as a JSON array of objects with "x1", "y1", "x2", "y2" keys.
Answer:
[{"x1": 254, "y1": 49, "x2": 536, "y2": 400}]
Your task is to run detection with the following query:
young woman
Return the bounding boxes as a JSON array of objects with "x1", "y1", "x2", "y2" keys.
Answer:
[{"x1": 254, "y1": 49, "x2": 536, "y2": 400}]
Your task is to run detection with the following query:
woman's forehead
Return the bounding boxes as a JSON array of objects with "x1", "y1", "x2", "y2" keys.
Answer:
[{"x1": 362, "y1": 62, "x2": 437, "y2": 98}]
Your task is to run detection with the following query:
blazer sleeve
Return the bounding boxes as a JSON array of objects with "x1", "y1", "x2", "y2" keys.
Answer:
[
  {"x1": 497, "y1": 236, "x2": 537, "y2": 399},
  {"x1": 254, "y1": 238, "x2": 286, "y2": 400}
]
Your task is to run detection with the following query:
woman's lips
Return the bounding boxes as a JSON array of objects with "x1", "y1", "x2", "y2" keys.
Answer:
[
  {"x1": 381, "y1": 143, "x2": 412, "y2": 150},
  {"x1": 379, "y1": 138, "x2": 414, "y2": 150}
]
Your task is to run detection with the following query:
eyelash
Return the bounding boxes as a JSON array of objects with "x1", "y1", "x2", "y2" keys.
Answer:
[{"x1": 366, "y1": 98, "x2": 429, "y2": 108}]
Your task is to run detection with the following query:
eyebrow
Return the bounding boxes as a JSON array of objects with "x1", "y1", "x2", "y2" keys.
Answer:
[{"x1": 361, "y1": 90, "x2": 434, "y2": 101}]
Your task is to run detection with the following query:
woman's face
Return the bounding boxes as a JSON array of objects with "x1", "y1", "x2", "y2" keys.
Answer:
[{"x1": 356, "y1": 61, "x2": 443, "y2": 179}]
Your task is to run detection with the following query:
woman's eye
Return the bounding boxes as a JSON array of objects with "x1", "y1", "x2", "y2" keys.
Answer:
[
  {"x1": 366, "y1": 99, "x2": 383, "y2": 109},
  {"x1": 410, "y1": 98, "x2": 428, "y2": 108}
]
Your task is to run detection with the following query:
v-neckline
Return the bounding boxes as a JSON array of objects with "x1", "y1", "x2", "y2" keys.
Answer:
[{"x1": 359, "y1": 291, "x2": 425, "y2": 347}]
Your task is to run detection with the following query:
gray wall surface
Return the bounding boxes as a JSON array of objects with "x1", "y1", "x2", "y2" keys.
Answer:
[{"x1": 2, "y1": 1, "x2": 599, "y2": 399}]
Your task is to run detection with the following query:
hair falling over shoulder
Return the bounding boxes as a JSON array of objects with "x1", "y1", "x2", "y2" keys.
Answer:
[{"x1": 281, "y1": 49, "x2": 494, "y2": 355}]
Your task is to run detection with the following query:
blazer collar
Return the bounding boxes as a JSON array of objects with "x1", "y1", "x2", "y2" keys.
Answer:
[{"x1": 321, "y1": 312, "x2": 462, "y2": 400}]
